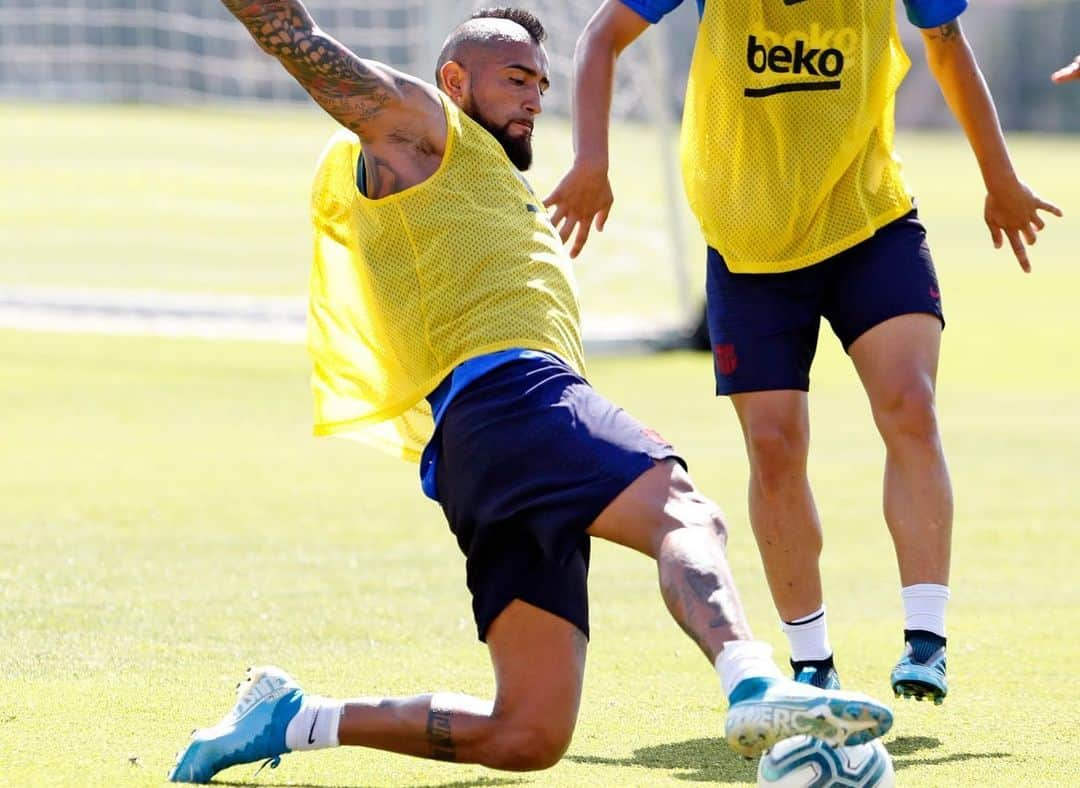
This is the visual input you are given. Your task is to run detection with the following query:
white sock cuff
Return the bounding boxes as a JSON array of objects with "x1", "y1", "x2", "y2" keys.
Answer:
[
  {"x1": 780, "y1": 605, "x2": 832, "y2": 662},
  {"x1": 901, "y1": 583, "x2": 950, "y2": 637},
  {"x1": 715, "y1": 640, "x2": 783, "y2": 697},
  {"x1": 901, "y1": 583, "x2": 951, "y2": 601},
  {"x1": 285, "y1": 695, "x2": 343, "y2": 751},
  {"x1": 782, "y1": 605, "x2": 826, "y2": 627}
]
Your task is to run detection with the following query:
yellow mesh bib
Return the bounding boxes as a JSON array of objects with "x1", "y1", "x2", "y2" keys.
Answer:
[
  {"x1": 307, "y1": 94, "x2": 585, "y2": 461},
  {"x1": 681, "y1": 0, "x2": 913, "y2": 273}
]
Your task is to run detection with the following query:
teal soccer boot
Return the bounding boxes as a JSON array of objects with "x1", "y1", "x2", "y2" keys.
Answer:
[
  {"x1": 168, "y1": 666, "x2": 303, "y2": 783},
  {"x1": 792, "y1": 658, "x2": 842, "y2": 690},
  {"x1": 891, "y1": 631, "x2": 948, "y2": 705},
  {"x1": 724, "y1": 677, "x2": 893, "y2": 758}
]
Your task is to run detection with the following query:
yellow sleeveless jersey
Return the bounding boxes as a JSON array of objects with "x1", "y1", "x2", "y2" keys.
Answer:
[
  {"x1": 307, "y1": 93, "x2": 585, "y2": 461},
  {"x1": 681, "y1": 0, "x2": 913, "y2": 273}
]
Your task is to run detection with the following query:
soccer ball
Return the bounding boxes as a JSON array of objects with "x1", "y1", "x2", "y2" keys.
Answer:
[{"x1": 756, "y1": 736, "x2": 895, "y2": 788}]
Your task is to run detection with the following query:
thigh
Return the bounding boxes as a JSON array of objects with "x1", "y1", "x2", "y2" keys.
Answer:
[
  {"x1": 823, "y1": 210, "x2": 945, "y2": 351},
  {"x1": 586, "y1": 458, "x2": 711, "y2": 557},
  {"x1": 849, "y1": 313, "x2": 943, "y2": 410},
  {"x1": 486, "y1": 599, "x2": 587, "y2": 741},
  {"x1": 705, "y1": 246, "x2": 823, "y2": 394}
]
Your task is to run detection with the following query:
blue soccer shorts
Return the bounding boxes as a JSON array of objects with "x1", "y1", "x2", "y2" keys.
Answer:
[{"x1": 705, "y1": 209, "x2": 945, "y2": 395}]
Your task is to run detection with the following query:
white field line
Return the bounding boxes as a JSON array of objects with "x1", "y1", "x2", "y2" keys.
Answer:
[{"x1": 0, "y1": 285, "x2": 689, "y2": 353}]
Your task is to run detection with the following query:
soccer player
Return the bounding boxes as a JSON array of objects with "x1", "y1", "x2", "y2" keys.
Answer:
[
  {"x1": 167, "y1": 5, "x2": 895, "y2": 784},
  {"x1": 1052, "y1": 55, "x2": 1080, "y2": 84},
  {"x1": 546, "y1": 1, "x2": 1061, "y2": 703}
]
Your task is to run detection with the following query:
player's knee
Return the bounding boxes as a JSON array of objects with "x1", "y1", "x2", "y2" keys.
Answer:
[
  {"x1": 744, "y1": 421, "x2": 809, "y2": 479},
  {"x1": 875, "y1": 382, "x2": 939, "y2": 445},
  {"x1": 484, "y1": 718, "x2": 573, "y2": 771}
]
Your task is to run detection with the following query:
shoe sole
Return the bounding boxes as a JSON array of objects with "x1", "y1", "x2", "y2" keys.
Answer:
[
  {"x1": 725, "y1": 695, "x2": 893, "y2": 758},
  {"x1": 891, "y1": 664, "x2": 947, "y2": 706}
]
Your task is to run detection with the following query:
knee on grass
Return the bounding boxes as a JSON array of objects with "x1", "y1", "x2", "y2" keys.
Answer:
[{"x1": 480, "y1": 716, "x2": 574, "y2": 771}]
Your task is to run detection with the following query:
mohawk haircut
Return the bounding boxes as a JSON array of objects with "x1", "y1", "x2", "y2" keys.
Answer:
[
  {"x1": 435, "y1": 7, "x2": 547, "y2": 87},
  {"x1": 469, "y1": 7, "x2": 547, "y2": 44}
]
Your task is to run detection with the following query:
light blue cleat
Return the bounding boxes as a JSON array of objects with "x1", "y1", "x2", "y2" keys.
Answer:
[
  {"x1": 792, "y1": 661, "x2": 842, "y2": 691},
  {"x1": 168, "y1": 666, "x2": 303, "y2": 784},
  {"x1": 891, "y1": 637, "x2": 948, "y2": 705},
  {"x1": 725, "y1": 677, "x2": 893, "y2": 758}
]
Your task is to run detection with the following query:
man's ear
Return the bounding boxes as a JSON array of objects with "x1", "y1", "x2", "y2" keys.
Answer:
[{"x1": 439, "y1": 61, "x2": 468, "y2": 101}]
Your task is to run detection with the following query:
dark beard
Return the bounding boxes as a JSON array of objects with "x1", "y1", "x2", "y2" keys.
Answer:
[{"x1": 467, "y1": 108, "x2": 533, "y2": 171}]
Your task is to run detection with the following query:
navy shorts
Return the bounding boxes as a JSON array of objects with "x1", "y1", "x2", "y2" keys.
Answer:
[
  {"x1": 705, "y1": 210, "x2": 944, "y2": 395},
  {"x1": 430, "y1": 353, "x2": 684, "y2": 641}
]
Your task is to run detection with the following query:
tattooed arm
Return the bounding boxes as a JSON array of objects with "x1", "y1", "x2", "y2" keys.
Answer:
[
  {"x1": 221, "y1": 0, "x2": 443, "y2": 146},
  {"x1": 921, "y1": 19, "x2": 1061, "y2": 272}
]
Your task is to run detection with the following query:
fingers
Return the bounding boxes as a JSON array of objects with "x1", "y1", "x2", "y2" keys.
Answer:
[
  {"x1": 1021, "y1": 222, "x2": 1037, "y2": 247},
  {"x1": 1005, "y1": 228, "x2": 1031, "y2": 273},
  {"x1": 1037, "y1": 198, "x2": 1064, "y2": 218},
  {"x1": 569, "y1": 221, "x2": 592, "y2": 259},
  {"x1": 988, "y1": 220, "x2": 1003, "y2": 250}
]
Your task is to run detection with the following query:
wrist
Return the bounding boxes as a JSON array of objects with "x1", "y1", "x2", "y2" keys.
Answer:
[{"x1": 572, "y1": 151, "x2": 609, "y2": 172}]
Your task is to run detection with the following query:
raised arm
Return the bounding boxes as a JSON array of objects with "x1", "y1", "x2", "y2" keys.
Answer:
[
  {"x1": 221, "y1": 0, "x2": 442, "y2": 143},
  {"x1": 920, "y1": 19, "x2": 1061, "y2": 272},
  {"x1": 544, "y1": 0, "x2": 650, "y2": 258}
]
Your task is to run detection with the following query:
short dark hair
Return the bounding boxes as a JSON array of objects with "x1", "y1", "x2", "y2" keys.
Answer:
[
  {"x1": 435, "y1": 7, "x2": 547, "y2": 86},
  {"x1": 469, "y1": 7, "x2": 547, "y2": 44}
]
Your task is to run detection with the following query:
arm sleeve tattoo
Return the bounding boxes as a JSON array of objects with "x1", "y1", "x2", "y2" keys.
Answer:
[{"x1": 220, "y1": 0, "x2": 400, "y2": 127}]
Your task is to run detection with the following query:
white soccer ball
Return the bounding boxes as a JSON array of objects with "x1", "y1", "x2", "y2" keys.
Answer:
[{"x1": 756, "y1": 736, "x2": 895, "y2": 788}]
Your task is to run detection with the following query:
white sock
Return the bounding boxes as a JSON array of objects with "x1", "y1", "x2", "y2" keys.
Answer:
[
  {"x1": 901, "y1": 583, "x2": 950, "y2": 637},
  {"x1": 285, "y1": 695, "x2": 344, "y2": 751},
  {"x1": 714, "y1": 640, "x2": 784, "y2": 698},
  {"x1": 781, "y1": 605, "x2": 832, "y2": 662}
]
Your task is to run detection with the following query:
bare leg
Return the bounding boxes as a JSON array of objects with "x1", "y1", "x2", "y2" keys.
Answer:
[
  {"x1": 337, "y1": 599, "x2": 586, "y2": 771},
  {"x1": 849, "y1": 314, "x2": 951, "y2": 586},
  {"x1": 586, "y1": 459, "x2": 752, "y2": 661},
  {"x1": 730, "y1": 390, "x2": 824, "y2": 621}
]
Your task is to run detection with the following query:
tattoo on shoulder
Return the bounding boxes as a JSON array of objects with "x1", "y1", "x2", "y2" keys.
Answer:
[
  {"x1": 928, "y1": 20, "x2": 961, "y2": 42},
  {"x1": 426, "y1": 706, "x2": 456, "y2": 761}
]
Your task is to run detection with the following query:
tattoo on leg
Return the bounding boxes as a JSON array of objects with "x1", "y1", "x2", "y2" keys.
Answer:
[
  {"x1": 684, "y1": 566, "x2": 733, "y2": 630},
  {"x1": 426, "y1": 705, "x2": 456, "y2": 761}
]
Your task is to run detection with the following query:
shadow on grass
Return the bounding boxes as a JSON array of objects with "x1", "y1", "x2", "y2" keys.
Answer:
[
  {"x1": 884, "y1": 736, "x2": 1012, "y2": 771},
  {"x1": 214, "y1": 778, "x2": 524, "y2": 788},
  {"x1": 567, "y1": 736, "x2": 757, "y2": 783}
]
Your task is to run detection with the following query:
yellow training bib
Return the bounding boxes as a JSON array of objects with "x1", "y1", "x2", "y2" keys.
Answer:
[
  {"x1": 681, "y1": 0, "x2": 913, "y2": 272},
  {"x1": 307, "y1": 94, "x2": 585, "y2": 461}
]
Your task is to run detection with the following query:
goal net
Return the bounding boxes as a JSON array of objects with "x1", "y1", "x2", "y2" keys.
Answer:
[{"x1": 0, "y1": 0, "x2": 704, "y2": 347}]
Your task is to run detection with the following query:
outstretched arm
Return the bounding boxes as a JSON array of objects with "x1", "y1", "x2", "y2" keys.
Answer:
[
  {"x1": 221, "y1": 0, "x2": 440, "y2": 141},
  {"x1": 921, "y1": 19, "x2": 1062, "y2": 272},
  {"x1": 544, "y1": 0, "x2": 650, "y2": 258},
  {"x1": 1051, "y1": 55, "x2": 1080, "y2": 84}
]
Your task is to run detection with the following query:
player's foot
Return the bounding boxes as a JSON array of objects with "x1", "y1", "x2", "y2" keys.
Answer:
[
  {"x1": 168, "y1": 666, "x2": 303, "y2": 783},
  {"x1": 891, "y1": 630, "x2": 947, "y2": 705},
  {"x1": 791, "y1": 657, "x2": 841, "y2": 690},
  {"x1": 724, "y1": 677, "x2": 893, "y2": 758}
]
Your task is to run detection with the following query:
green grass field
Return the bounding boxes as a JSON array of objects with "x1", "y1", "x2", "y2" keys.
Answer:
[{"x1": 3, "y1": 104, "x2": 1080, "y2": 786}]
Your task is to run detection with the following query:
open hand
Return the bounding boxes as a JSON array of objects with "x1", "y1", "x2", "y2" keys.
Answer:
[
  {"x1": 984, "y1": 181, "x2": 1062, "y2": 272},
  {"x1": 544, "y1": 161, "x2": 613, "y2": 259}
]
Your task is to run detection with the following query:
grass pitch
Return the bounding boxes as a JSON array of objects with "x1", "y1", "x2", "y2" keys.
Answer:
[{"x1": 3, "y1": 104, "x2": 1080, "y2": 785}]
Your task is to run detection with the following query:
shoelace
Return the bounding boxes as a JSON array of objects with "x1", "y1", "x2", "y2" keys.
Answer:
[{"x1": 253, "y1": 755, "x2": 282, "y2": 777}]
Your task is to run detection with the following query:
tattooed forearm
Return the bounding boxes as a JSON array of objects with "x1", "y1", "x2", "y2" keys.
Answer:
[
  {"x1": 926, "y1": 20, "x2": 961, "y2": 43},
  {"x1": 220, "y1": 0, "x2": 395, "y2": 122},
  {"x1": 426, "y1": 705, "x2": 456, "y2": 761}
]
